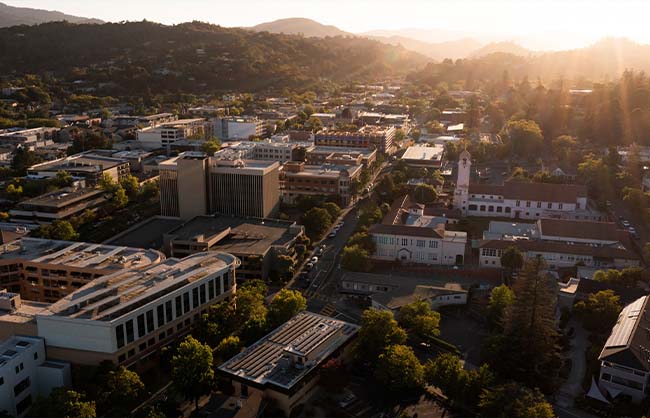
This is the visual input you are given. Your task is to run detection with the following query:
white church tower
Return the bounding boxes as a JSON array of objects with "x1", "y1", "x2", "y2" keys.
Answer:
[{"x1": 453, "y1": 150, "x2": 471, "y2": 215}]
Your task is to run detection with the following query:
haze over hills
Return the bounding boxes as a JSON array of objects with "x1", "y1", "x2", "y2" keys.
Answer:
[
  {"x1": 0, "y1": 1, "x2": 102, "y2": 27},
  {"x1": 471, "y1": 41, "x2": 532, "y2": 58}
]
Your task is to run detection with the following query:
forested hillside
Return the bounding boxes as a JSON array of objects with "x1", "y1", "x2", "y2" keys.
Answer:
[{"x1": 0, "y1": 21, "x2": 427, "y2": 93}]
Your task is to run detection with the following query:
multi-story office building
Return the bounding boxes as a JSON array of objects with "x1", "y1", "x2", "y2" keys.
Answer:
[
  {"x1": 279, "y1": 162, "x2": 362, "y2": 206},
  {"x1": 0, "y1": 238, "x2": 163, "y2": 304},
  {"x1": 598, "y1": 295, "x2": 650, "y2": 403},
  {"x1": 159, "y1": 152, "x2": 280, "y2": 220},
  {"x1": 136, "y1": 119, "x2": 212, "y2": 151},
  {"x1": 314, "y1": 126, "x2": 396, "y2": 154},
  {"x1": 9, "y1": 187, "x2": 108, "y2": 225},
  {"x1": 108, "y1": 113, "x2": 177, "y2": 129},
  {"x1": 27, "y1": 151, "x2": 131, "y2": 185},
  {"x1": 218, "y1": 311, "x2": 359, "y2": 416},
  {"x1": 213, "y1": 117, "x2": 265, "y2": 140},
  {"x1": 0, "y1": 335, "x2": 71, "y2": 418},
  {"x1": 0, "y1": 251, "x2": 238, "y2": 366}
]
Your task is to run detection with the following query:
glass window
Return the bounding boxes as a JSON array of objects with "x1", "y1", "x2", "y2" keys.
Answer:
[
  {"x1": 116, "y1": 324, "x2": 125, "y2": 348},
  {"x1": 199, "y1": 284, "x2": 206, "y2": 305},
  {"x1": 137, "y1": 314, "x2": 145, "y2": 338},
  {"x1": 146, "y1": 310, "x2": 154, "y2": 333},
  {"x1": 192, "y1": 287, "x2": 199, "y2": 308},
  {"x1": 183, "y1": 292, "x2": 190, "y2": 314},
  {"x1": 125, "y1": 320, "x2": 134, "y2": 343},
  {"x1": 208, "y1": 280, "x2": 215, "y2": 299},
  {"x1": 165, "y1": 300, "x2": 173, "y2": 323},
  {"x1": 175, "y1": 295, "x2": 182, "y2": 318},
  {"x1": 157, "y1": 305, "x2": 165, "y2": 327}
]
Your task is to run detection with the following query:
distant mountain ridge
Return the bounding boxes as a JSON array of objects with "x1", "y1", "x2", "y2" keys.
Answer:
[
  {"x1": 250, "y1": 17, "x2": 351, "y2": 37},
  {"x1": 0, "y1": 1, "x2": 102, "y2": 27},
  {"x1": 248, "y1": 17, "x2": 537, "y2": 60}
]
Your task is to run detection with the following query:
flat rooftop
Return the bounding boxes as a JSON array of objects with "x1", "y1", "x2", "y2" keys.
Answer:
[
  {"x1": 219, "y1": 311, "x2": 359, "y2": 390},
  {"x1": 40, "y1": 252, "x2": 237, "y2": 322},
  {"x1": 28, "y1": 152, "x2": 127, "y2": 172},
  {"x1": 309, "y1": 146, "x2": 376, "y2": 157},
  {"x1": 402, "y1": 145, "x2": 444, "y2": 162},
  {"x1": 0, "y1": 336, "x2": 42, "y2": 368},
  {"x1": 106, "y1": 217, "x2": 184, "y2": 249},
  {"x1": 16, "y1": 187, "x2": 105, "y2": 209},
  {"x1": 0, "y1": 238, "x2": 164, "y2": 270},
  {"x1": 168, "y1": 215, "x2": 301, "y2": 255}
]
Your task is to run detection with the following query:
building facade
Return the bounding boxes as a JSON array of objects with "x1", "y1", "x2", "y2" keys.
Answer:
[
  {"x1": 279, "y1": 162, "x2": 362, "y2": 207},
  {"x1": 454, "y1": 151, "x2": 591, "y2": 220},
  {"x1": 214, "y1": 117, "x2": 265, "y2": 140},
  {"x1": 314, "y1": 126, "x2": 396, "y2": 154},
  {"x1": 158, "y1": 153, "x2": 280, "y2": 220},
  {"x1": 9, "y1": 187, "x2": 108, "y2": 225},
  {"x1": 0, "y1": 335, "x2": 71, "y2": 418}
]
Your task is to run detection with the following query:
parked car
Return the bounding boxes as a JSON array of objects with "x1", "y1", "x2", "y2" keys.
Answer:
[
  {"x1": 328, "y1": 231, "x2": 337, "y2": 238},
  {"x1": 305, "y1": 262, "x2": 314, "y2": 270},
  {"x1": 622, "y1": 220, "x2": 631, "y2": 228},
  {"x1": 310, "y1": 256, "x2": 319, "y2": 264}
]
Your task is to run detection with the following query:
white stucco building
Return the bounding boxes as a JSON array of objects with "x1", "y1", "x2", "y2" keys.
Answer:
[
  {"x1": 0, "y1": 336, "x2": 71, "y2": 418},
  {"x1": 370, "y1": 195, "x2": 467, "y2": 265},
  {"x1": 453, "y1": 151, "x2": 592, "y2": 220}
]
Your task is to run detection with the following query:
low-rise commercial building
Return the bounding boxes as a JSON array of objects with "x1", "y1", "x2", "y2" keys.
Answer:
[
  {"x1": 214, "y1": 117, "x2": 265, "y2": 140},
  {"x1": 315, "y1": 126, "x2": 396, "y2": 154},
  {"x1": 305, "y1": 146, "x2": 377, "y2": 167},
  {"x1": 340, "y1": 272, "x2": 467, "y2": 312},
  {"x1": 9, "y1": 187, "x2": 108, "y2": 225},
  {"x1": 27, "y1": 151, "x2": 130, "y2": 185},
  {"x1": 478, "y1": 239, "x2": 639, "y2": 269},
  {"x1": 401, "y1": 144, "x2": 444, "y2": 169},
  {"x1": 598, "y1": 295, "x2": 650, "y2": 403},
  {"x1": 162, "y1": 215, "x2": 304, "y2": 280},
  {"x1": 218, "y1": 311, "x2": 359, "y2": 416},
  {"x1": 0, "y1": 335, "x2": 71, "y2": 418},
  {"x1": 280, "y1": 162, "x2": 362, "y2": 206},
  {"x1": 0, "y1": 127, "x2": 59, "y2": 151},
  {"x1": 137, "y1": 119, "x2": 212, "y2": 150}
]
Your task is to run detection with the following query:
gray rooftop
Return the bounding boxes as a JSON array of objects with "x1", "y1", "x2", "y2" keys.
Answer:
[
  {"x1": 0, "y1": 237, "x2": 164, "y2": 270},
  {"x1": 219, "y1": 311, "x2": 358, "y2": 390}
]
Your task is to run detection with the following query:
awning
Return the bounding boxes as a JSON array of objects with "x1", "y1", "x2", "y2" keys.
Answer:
[{"x1": 586, "y1": 378, "x2": 610, "y2": 404}]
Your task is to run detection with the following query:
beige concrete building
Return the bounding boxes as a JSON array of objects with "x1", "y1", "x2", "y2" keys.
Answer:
[
  {"x1": 27, "y1": 151, "x2": 130, "y2": 186},
  {"x1": 280, "y1": 161, "x2": 362, "y2": 206},
  {"x1": 159, "y1": 152, "x2": 280, "y2": 220},
  {"x1": 0, "y1": 238, "x2": 164, "y2": 304},
  {"x1": 9, "y1": 187, "x2": 108, "y2": 225},
  {"x1": 0, "y1": 251, "x2": 238, "y2": 367}
]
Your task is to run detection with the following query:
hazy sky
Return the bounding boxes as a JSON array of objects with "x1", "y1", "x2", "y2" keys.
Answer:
[{"x1": 12, "y1": 0, "x2": 650, "y2": 49}]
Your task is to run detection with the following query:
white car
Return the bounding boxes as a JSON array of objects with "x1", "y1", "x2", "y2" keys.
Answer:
[{"x1": 310, "y1": 256, "x2": 319, "y2": 264}]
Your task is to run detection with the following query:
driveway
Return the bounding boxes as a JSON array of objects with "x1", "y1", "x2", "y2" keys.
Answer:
[{"x1": 556, "y1": 320, "x2": 589, "y2": 408}]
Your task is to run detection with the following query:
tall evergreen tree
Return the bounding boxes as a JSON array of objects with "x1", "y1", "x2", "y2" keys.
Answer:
[{"x1": 489, "y1": 257, "x2": 561, "y2": 393}]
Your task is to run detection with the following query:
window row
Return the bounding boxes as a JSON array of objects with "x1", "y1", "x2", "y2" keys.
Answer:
[{"x1": 115, "y1": 273, "x2": 230, "y2": 349}]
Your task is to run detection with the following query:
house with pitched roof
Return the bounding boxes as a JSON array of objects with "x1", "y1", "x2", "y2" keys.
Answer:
[{"x1": 598, "y1": 296, "x2": 650, "y2": 403}]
